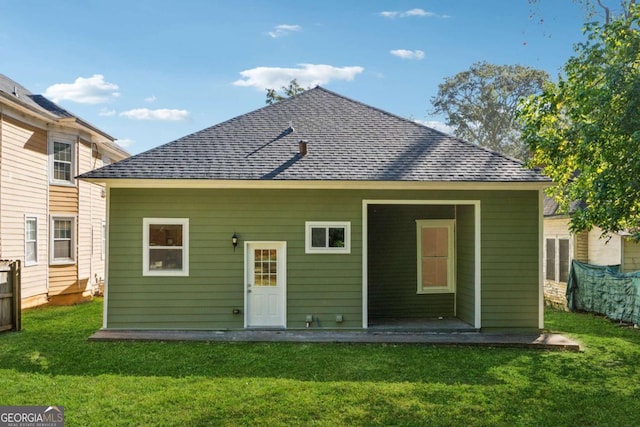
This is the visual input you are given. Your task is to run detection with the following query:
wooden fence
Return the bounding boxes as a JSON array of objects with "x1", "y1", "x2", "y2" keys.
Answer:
[{"x1": 0, "y1": 260, "x2": 21, "y2": 332}]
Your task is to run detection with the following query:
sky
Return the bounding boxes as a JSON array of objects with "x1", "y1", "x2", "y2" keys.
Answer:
[{"x1": 0, "y1": 0, "x2": 593, "y2": 155}]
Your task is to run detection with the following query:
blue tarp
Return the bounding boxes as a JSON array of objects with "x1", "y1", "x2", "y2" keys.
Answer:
[{"x1": 566, "y1": 260, "x2": 640, "y2": 325}]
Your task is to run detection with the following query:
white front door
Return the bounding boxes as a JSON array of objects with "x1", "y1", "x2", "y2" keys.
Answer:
[{"x1": 245, "y1": 242, "x2": 286, "y2": 328}]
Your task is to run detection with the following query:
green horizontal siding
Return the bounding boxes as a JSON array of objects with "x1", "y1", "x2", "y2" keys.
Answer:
[
  {"x1": 480, "y1": 190, "x2": 540, "y2": 331},
  {"x1": 106, "y1": 188, "x2": 541, "y2": 332},
  {"x1": 107, "y1": 188, "x2": 363, "y2": 330},
  {"x1": 456, "y1": 204, "x2": 476, "y2": 326}
]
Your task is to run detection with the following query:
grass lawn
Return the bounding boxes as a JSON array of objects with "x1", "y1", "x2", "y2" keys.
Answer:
[{"x1": 1, "y1": 300, "x2": 639, "y2": 426}]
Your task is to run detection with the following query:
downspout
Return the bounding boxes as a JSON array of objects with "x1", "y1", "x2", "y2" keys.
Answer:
[
  {"x1": 45, "y1": 125, "x2": 50, "y2": 298},
  {"x1": 76, "y1": 136, "x2": 81, "y2": 291},
  {"x1": 538, "y1": 189, "x2": 545, "y2": 330}
]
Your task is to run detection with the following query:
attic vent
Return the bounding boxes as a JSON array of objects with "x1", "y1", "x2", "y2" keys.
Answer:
[
  {"x1": 12, "y1": 86, "x2": 18, "y2": 98},
  {"x1": 299, "y1": 140, "x2": 308, "y2": 156}
]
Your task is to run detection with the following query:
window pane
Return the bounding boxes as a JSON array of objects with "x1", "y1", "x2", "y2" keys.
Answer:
[
  {"x1": 149, "y1": 248, "x2": 183, "y2": 270},
  {"x1": 311, "y1": 227, "x2": 326, "y2": 248},
  {"x1": 54, "y1": 220, "x2": 72, "y2": 239},
  {"x1": 54, "y1": 240, "x2": 71, "y2": 258},
  {"x1": 54, "y1": 162, "x2": 71, "y2": 181},
  {"x1": 149, "y1": 224, "x2": 183, "y2": 246},
  {"x1": 546, "y1": 239, "x2": 556, "y2": 281},
  {"x1": 422, "y1": 227, "x2": 448, "y2": 257},
  {"x1": 26, "y1": 241, "x2": 37, "y2": 263},
  {"x1": 54, "y1": 142, "x2": 72, "y2": 161},
  {"x1": 422, "y1": 258, "x2": 448, "y2": 287},
  {"x1": 559, "y1": 239, "x2": 570, "y2": 282},
  {"x1": 328, "y1": 227, "x2": 345, "y2": 248},
  {"x1": 26, "y1": 219, "x2": 37, "y2": 241}
]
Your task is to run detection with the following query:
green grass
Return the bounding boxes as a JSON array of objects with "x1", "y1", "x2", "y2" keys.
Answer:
[{"x1": 1, "y1": 301, "x2": 639, "y2": 426}]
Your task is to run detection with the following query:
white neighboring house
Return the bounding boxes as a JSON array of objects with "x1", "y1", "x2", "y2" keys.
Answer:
[
  {"x1": 543, "y1": 196, "x2": 640, "y2": 307},
  {"x1": 0, "y1": 74, "x2": 128, "y2": 308}
]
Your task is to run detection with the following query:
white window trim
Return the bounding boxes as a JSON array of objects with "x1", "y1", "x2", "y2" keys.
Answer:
[
  {"x1": 305, "y1": 221, "x2": 351, "y2": 254},
  {"x1": 25, "y1": 215, "x2": 38, "y2": 266},
  {"x1": 416, "y1": 219, "x2": 456, "y2": 294},
  {"x1": 143, "y1": 218, "x2": 189, "y2": 277},
  {"x1": 49, "y1": 138, "x2": 75, "y2": 186},
  {"x1": 544, "y1": 235, "x2": 573, "y2": 283},
  {"x1": 50, "y1": 215, "x2": 77, "y2": 265}
]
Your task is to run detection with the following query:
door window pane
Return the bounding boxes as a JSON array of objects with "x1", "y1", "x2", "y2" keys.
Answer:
[{"x1": 254, "y1": 249, "x2": 278, "y2": 287}]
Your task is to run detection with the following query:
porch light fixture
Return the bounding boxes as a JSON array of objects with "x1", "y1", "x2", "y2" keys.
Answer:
[{"x1": 232, "y1": 232, "x2": 238, "y2": 251}]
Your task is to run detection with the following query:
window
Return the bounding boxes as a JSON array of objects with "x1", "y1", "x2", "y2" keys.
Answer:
[
  {"x1": 305, "y1": 221, "x2": 350, "y2": 254},
  {"x1": 50, "y1": 216, "x2": 76, "y2": 264},
  {"x1": 143, "y1": 218, "x2": 189, "y2": 276},
  {"x1": 545, "y1": 237, "x2": 571, "y2": 283},
  {"x1": 417, "y1": 219, "x2": 455, "y2": 294},
  {"x1": 25, "y1": 216, "x2": 38, "y2": 266},
  {"x1": 50, "y1": 140, "x2": 74, "y2": 184}
]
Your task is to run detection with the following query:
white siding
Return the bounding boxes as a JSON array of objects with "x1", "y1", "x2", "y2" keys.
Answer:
[
  {"x1": 77, "y1": 140, "x2": 106, "y2": 294},
  {"x1": 588, "y1": 227, "x2": 622, "y2": 266},
  {"x1": 0, "y1": 114, "x2": 49, "y2": 300}
]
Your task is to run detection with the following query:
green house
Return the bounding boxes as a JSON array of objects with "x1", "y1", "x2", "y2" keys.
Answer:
[{"x1": 80, "y1": 87, "x2": 550, "y2": 333}]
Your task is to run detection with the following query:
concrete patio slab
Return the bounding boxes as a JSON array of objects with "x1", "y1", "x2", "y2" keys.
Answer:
[{"x1": 89, "y1": 329, "x2": 581, "y2": 351}]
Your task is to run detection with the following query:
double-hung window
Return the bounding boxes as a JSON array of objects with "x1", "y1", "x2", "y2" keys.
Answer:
[
  {"x1": 25, "y1": 216, "x2": 38, "y2": 266},
  {"x1": 50, "y1": 216, "x2": 76, "y2": 264},
  {"x1": 143, "y1": 218, "x2": 189, "y2": 276},
  {"x1": 416, "y1": 219, "x2": 455, "y2": 294},
  {"x1": 305, "y1": 221, "x2": 351, "y2": 254},
  {"x1": 50, "y1": 140, "x2": 74, "y2": 185}
]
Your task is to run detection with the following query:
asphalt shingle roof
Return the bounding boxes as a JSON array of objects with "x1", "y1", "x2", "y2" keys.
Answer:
[{"x1": 79, "y1": 86, "x2": 549, "y2": 183}]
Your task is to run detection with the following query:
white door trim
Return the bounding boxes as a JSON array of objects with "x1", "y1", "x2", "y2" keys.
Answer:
[{"x1": 244, "y1": 241, "x2": 287, "y2": 328}]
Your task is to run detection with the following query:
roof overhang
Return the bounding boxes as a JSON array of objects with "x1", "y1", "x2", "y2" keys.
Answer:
[
  {"x1": 80, "y1": 178, "x2": 552, "y2": 191},
  {"x1": 1, "y1": 92, "x2": 116, "y2": 143}
]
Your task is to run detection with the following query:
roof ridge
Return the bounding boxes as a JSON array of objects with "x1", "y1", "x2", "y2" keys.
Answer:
[{"x1": 315, "y1": 86, "x2": 530, "y2": 167}]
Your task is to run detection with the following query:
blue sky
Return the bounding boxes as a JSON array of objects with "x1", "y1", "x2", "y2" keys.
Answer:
[{"x1": 1, "y1": 0, "x2": 589, "y2": 154}]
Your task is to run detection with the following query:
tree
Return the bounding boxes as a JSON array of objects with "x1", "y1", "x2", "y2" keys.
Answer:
[
  {"x1": 528, "y1": 0, "x2": 637, "y2": 24},
  {"x1": 518, "y1": 4, "x2": 640, "y2": 237},
  {"x1": 430, "y1": 62, "x2": 549, "y2": 160},
  {"x1": 265, "y1": 79, "x2": 306, "y2": 104}
]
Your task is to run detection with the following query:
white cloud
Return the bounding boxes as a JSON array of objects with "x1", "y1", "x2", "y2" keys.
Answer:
[
  {"x1": 233, "y1": 64, "x2": 364, "y2": 90},
  {"x1": 44, "y1": 74, "x2": 120, "y2": 104},
  {"x1": 380, "y1": 8, "x2": 436, "y2": 18},
  {"x1": 144, "y1": 95, "x2": 157, "y2": 103},
  {"x1": 415, "y1": 120, "x2": 455, "y2": 135},
  {"x1": 114, "y1": 138, "x2": 134, "y2": 148},
  {"x1": 119, "y1": 108, "x2": 190, "y2": 121},
  {"x1": 268, "y1": 24, "x2": 302, "y2": 38},
  {"x1": 99, "y1": 108, "x2": 116, "y2": 117},
  {"x1": 390, "y1": 49, "x2": 425, "y2": 60}
]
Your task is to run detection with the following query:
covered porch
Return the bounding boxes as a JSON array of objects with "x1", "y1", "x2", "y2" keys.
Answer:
[{"x1": 364, "y1": 200, "x2": 480, "y2": 330}]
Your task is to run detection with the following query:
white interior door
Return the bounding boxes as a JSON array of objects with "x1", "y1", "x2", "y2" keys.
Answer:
[{"x1": 246, "y1": 242, "x2": 286, "y2": 328}]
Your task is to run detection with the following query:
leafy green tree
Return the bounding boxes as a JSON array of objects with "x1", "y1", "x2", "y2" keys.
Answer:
[
  {"x1": 518, "y1": 4, "x2": 640, "y2": 237},
  {"x1": 265, "y1": 79, "x2": 306, "y2": 104},
  {"x1": 431, "y1": 62, "x2": 549, "y2": 160}
]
